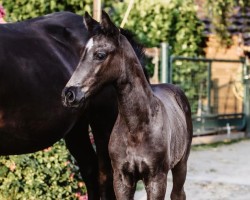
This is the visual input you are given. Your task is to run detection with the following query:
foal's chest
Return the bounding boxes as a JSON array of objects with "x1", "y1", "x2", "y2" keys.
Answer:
[{"x1": 109, "y1": 112, "x2": 167, "y2": 174}]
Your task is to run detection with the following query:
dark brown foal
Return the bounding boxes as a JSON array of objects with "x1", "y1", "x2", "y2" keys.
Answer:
[{"x1": 63, "y1": 11, "x2": 193, "y2": 200}]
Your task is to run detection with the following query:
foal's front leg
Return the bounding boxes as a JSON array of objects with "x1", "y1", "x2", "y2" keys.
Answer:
[
  {"x1": 113, "y1": 170, "x2": 137, "y2": 200},
  {"x1": 144, "y1": 172, "x2": 168, "y2": 200}
]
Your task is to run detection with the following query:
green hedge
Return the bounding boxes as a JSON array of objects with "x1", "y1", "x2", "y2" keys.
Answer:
[
  {"x1": 1, "y1": 0, "x2": 92, "y2": 21},
  {"x1": 107, "y1": 0, "x2": 204, "y2": 54},
  {"x1": 0, "y1": 140, "x2": 87, "y2": 199}
]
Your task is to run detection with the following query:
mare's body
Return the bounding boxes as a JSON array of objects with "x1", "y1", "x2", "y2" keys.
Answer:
[
  {"x1": 0, "y1": 12, "x2": 104, "y2": 199},
  {"x1": 0, "y1": 11, "x2": 148, "y2": 200},
  {"x1": 0, "y1": 12, "x2": 86, "y2": 154},
  {"x1": 63, "y1": 12, "x2": 193, "y2": 200}
]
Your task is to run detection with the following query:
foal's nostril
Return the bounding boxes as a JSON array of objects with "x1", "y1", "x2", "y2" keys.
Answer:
[
  {"x1": 62, "y1": 87, "x2": 77, "y2": 106},
  {"x1": 62, "y1": 86, "x2": 85, "y2": 108},
  {"x1": 65, "y1": 90, "x2": 76, "y2": 103}
]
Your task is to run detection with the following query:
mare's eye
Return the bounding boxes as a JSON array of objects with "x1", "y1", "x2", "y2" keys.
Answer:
[{"x1": 94, "y1": 51, "x2": 107, "y2": 61}]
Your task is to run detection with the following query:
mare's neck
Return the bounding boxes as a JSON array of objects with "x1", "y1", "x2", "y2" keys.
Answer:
[{"x1": 114, "y1": 38, "x2": 158, "y2": 133}]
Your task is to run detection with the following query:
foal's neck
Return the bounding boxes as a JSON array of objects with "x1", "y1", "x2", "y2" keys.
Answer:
[{"x1": 115, "y1": 38, "x2": 158, "y2": 133}]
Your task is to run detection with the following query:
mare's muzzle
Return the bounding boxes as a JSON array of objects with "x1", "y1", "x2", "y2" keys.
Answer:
[{"x1": 62, "y1": 86, "x2": 85, "y2": 108}]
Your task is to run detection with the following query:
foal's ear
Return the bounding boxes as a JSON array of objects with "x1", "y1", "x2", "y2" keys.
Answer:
[
  {"x1": 101, "y1": 10, "x2": 120, "y2": 43},
  {"x1": 84, "y1": 12, "x2": 99, "y2": 33}
]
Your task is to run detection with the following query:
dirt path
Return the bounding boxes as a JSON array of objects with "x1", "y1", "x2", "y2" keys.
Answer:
[{"x1": 135, "y1": 139, "x2": 250, "y2": 200}]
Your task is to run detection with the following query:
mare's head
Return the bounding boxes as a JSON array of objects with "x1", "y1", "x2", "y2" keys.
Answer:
[{"x1": 62, "y1": 11, "x2": 140, "y2": 108}]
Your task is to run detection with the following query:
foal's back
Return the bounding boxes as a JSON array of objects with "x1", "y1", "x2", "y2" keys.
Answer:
[{"x1": 152, "y1": 83, "x2": 193, "y2": 167}]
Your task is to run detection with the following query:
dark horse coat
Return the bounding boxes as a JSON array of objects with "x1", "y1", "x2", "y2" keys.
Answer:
[
  {"x1": 63, "y1": 11, "x2": 193, "y2": 200},
  {"x1": 0, "y1": 11, "x2": 149, "y2": 200}
]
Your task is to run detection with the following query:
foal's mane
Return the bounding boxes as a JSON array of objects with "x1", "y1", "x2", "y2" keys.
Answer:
[
  {"x1": 120, "y1": 29, "x2": 145, "y2": 66},
  {"x1": 88, "y1": 22, "x2": 150, "y2": 82},
  {"x1": 120, "y1": 29, "x2": 150, "y2": 82}
]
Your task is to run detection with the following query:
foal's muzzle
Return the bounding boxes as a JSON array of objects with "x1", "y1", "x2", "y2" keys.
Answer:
[{"x1": 62, "y1": 86, "x2": 85, "y2": 108}]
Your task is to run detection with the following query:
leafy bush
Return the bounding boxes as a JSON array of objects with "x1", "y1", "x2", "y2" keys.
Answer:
[
  {"x1": 1, "y1": 0, "x2": 92, "y2": 21},
  {"x1": 107, "y1": 0, "x2": 204, "y2": 54},
  {"x1": 0, "y1": 140, "x2": 87, "y2": 199}
]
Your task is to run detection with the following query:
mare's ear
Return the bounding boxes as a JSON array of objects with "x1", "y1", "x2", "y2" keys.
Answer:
[
  {"x1": 84, "y1": 12, "x2": 99, "y2": 34},
  {"x1": 101, "y1": 10, "x2": 120, "y2": 44}
]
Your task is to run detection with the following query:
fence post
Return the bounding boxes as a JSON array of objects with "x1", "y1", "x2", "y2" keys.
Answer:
[
  {"x1": 244, "y1": 82, "x2": 250, "y2": 137},
  {"x1": 207, "y1": 61, "x2": 212, "y2": 114},
  {"x1": 93, "y1": 0, "x2": 101, "y2": 21},
  {"x1": 160, "y1": 43, "x2": 172, "y2": 83},
  {"x1": 160, "y1": 43, "x2": 167, "y2": 83},
  {"x1": 244, "y1": 60, "x2": 250, "y2": 137}
]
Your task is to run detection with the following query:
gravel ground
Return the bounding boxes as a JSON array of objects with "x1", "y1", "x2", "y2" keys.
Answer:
[{"x1": 135, "y1": 139, "x2": 250, "y2": 200}]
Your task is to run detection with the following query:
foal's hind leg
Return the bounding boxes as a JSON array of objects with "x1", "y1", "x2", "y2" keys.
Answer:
[
  {"x1": 170, "y1": 158, "x2": 188, "y2": 200},
  {"x1": 64, "y1": 119, "x2": 100, "y2": 200}
]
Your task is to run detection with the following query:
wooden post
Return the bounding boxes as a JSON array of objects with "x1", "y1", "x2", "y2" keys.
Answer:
[
  {"x1": 245, "y1": 82, "x2": 250, "y2": 137},
  {"x1": 160, "y1": 42, "x2": 168, "y2": 83},
  {"x1": 93, "y1": 0, "x2": 101, "y2": 22},
  {"x1": 120, "y1": 0, "x2": 134, "y2": 28}
]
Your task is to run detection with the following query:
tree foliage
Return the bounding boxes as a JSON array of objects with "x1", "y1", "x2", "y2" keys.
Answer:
[
  {"x1": 1, "y1": 0, "x2": 92, "y2": 21},
  {"x1": 206, "y1": 0, "x2": 234, "y2": 46},
  {"x1": 108, "y1": 0, "x2": 204, "y2": 56},
  {"x1": 206, "y1": 0, "x2": 250, "y2": 46}
]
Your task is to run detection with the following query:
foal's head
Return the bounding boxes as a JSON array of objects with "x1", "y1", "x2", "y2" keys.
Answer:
[{"x1": 62, "y1": 11, "x2": 139, "y2": 107}]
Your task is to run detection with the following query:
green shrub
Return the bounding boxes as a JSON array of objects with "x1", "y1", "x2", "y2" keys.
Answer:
[
  {"x1": 1, "y1": 0, "x2": 92, "y2": 21},
  {"x1": 0, "y1": 140, "x2": 87, "y2": 199},
  {"x1": 107, "y1": 0, "x2": 204, "y2": 54}
]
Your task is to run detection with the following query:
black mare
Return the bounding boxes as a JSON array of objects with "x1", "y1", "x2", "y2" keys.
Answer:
[{"x1": 0, "y1": 11, "x2": 148, "y2": 200}]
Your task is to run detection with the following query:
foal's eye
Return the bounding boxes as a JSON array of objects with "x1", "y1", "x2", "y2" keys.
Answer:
[{"x1": 94, "y1": 51, "x2": 107, "y2": 61}]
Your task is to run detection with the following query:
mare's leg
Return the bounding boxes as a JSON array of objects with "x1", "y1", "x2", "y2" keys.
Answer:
[
  {"x1": 170, "y1": 158, "x2": 188, "y2": 200},
  {"x1": 90, "y1": 123, "x2": 116, "y2": 200},
  {"x1": 144, "y1": 172, "x2": 167, "y2": 200},
  {"x1": 88, "y1": 86, "x2": 118, "y2": 200},
  {"x1": 64, "y1": 119, "x2": 100, "y2": 200}
]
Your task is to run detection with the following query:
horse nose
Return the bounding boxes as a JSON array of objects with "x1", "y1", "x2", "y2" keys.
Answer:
[{"x1": 62, "y1": 86, "x2": 85, "y2": 107}]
